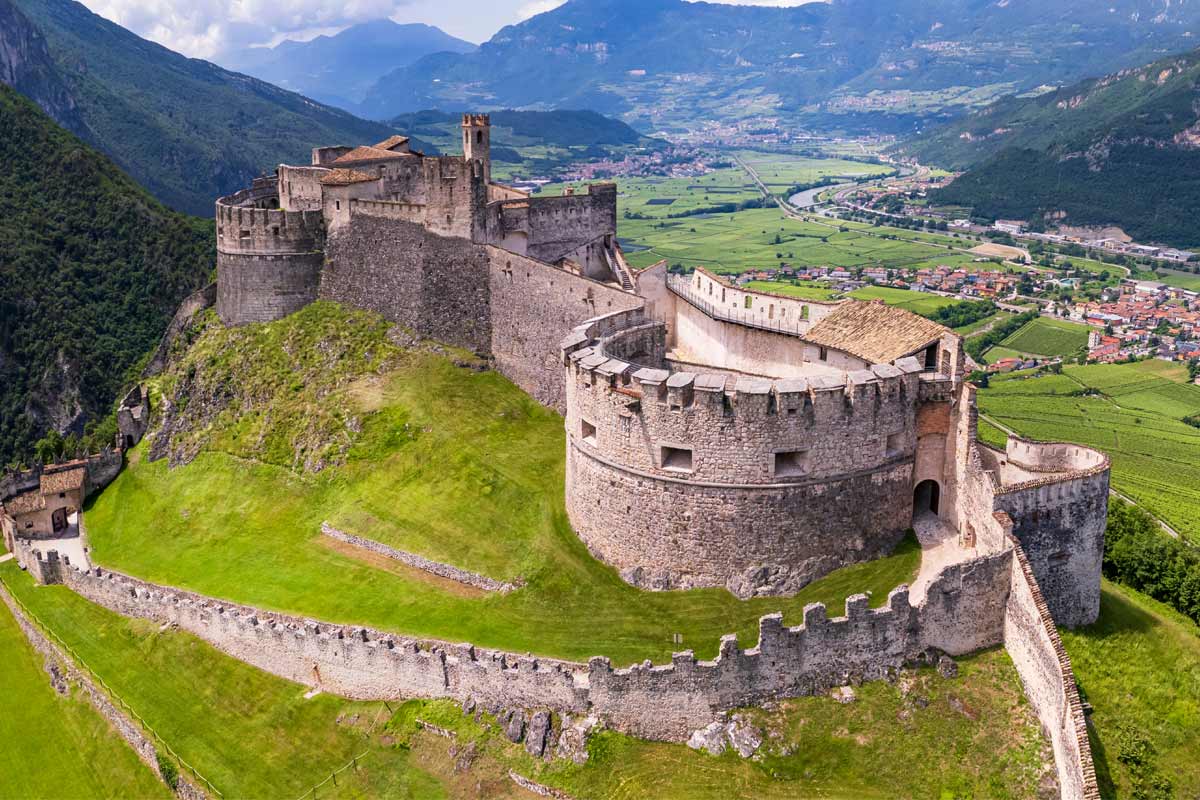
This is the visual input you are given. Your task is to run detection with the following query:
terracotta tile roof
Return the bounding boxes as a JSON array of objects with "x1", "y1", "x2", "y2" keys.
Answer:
[
  {"x1": 40, "y1": 466, "x2": 86, "y2": 495},
  {"x1": 4, "y1": 489, "x2": 44, "y2": 517},
  {"x1": 374, "y1": 135, "x2": 410, "y2": 151},
  {"x1": 805, "y1": 300, "x2": 950, "y2": 364},
  {"x1": 331, "y1": 145, "x2": 413, "y2": 165},
  {"x1": 320, "y1": 169, "x2": 378, "y2": 186}
]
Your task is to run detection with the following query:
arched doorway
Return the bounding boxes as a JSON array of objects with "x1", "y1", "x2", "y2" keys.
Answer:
[
  {"x1": 914, "y1": 480, "x2": 941, "y2": 516},
  {"x1": 51, "y1": 507, "x2": 68, "y2": 533}
]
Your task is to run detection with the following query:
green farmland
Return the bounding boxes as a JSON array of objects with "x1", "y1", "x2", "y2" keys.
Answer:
[
  {"x1": 734, "y1": 150, "x2": 893, "y2": 195},
  {"x1": 997, "y1": 317, "x2": 1091, "y2": 358},
  {"x1": 977, "y1": 360, "x2": 1200, "y2": 541},
  {"x1": 846, "y1": 285, "x2": 961, "y2": 315}
]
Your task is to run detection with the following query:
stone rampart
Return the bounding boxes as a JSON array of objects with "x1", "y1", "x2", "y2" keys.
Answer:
[
  {"x1": 975, "y1": 441, "x2": 1109, "y2": 628},
  {"x1": 321, "y1": 215, "x2": 492, "y2": 354},
  {"x1": 560, "y1": 311, "x2": 924, "y2": 596},
  {"x1": 51, "y1": 563, "x2": 1007, "y2": 742},
  {"x1": 0, "y1": 581, "x2": 209, "y2": 799},
  {"x1": 351, "y1": 198, "x2": 426, "y2": 225},
  {"x1": 488, "y1": 248, "x2": 643, "y2": 411},
  {"x1": 1003, "y1": 534, "x2": 1100, "y2": 800}
]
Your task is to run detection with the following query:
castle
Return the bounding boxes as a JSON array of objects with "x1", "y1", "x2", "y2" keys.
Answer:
[
  {"x1": 1, "y1": 115, "x2": 1110, "y2": 799},
  {"x1": 212, "y1": 114, "x2": 1109, "y2": 619}
]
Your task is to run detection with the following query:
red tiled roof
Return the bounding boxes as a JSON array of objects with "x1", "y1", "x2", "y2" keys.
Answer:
[
  {"x1": 320, "y1": 168, "x2": 377, "y2": 186},
  {"x1": 331, "y1": 145, "x2": 413, "y2": 165}
]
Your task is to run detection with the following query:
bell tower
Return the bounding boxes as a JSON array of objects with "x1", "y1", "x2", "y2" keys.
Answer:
[{"x1": 462, "y1": 113, "x2": 491, "y2": 184}]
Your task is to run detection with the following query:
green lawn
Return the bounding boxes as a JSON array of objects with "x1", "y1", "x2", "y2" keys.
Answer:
[
  {"x1": 1063, "y1": 580, "x2": 1200, "y2": 798},
  {"x1": 978, "y1": 361, "x2": 1200, "y2": 541},
  {"x1": 1155, "y1": 268, "x2": 1200, "y2": 291},
  {"x1": 0, "y1": 592, "x2": 170, "y2": 799},
  {"x1": 1, "y1": 563, "x2": 445, "y2": 799},
  {"x1": 85, "y1": 304, "x2": 921, "y2": 665},
  {"x1": 387, "y1": 645, "x2": 1049, "y2": 800},
  {"x1": 998, "y1": 317, "x2": 1091, "y2": 358}
]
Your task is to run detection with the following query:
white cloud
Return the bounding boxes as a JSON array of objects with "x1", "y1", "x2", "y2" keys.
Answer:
[
  {"x1": 80, "y1": 0, "x2": 416, "y2": 59},
  {"x1": 517, "y1": 0, "x2": 565, "y2": 20}
]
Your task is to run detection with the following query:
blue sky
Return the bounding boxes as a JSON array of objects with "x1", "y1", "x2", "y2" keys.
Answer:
[{"x1": 76, "y1": 0, "x2": 819, "y2": 61}]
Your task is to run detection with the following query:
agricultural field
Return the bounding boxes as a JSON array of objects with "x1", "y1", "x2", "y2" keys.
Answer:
[
  {"x1": 615, "y1": 208, "x2": 977, "y2": 274},
  {"x1": 1156, "y1": 268, "x2": 1200, "y2": 291},
  {"x1": 743, "y1": 280, "x2": 841, "y2": 301},
  {"x1": 0, "y1": 593, "x2": 169, "y2": 799},
  {"x1": 977, "y1": 360, "x2": 1200, "y2": 541},
  {"x1": 994, "y1": 316, "x2": 1091, "y2": 359},
  {"x1": 846, "y1": 285, "x2": 961, "y2": 315},
  {"x1": 84, "y1": 304, "x2": 922, "y2": 665},
  {"x1": 734, "y1": 151, "x2": 893, "y2": 195}
]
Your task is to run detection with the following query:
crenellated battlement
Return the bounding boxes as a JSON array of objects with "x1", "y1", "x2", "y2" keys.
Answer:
[{"x1": 215, "y1": 200, "x2": 325, "y2": 255}]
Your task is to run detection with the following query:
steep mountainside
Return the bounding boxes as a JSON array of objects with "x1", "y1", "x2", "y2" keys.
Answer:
[
  {"x1": 913, "y1": 50, "x2": 1200, "y2": 246},
  {"x1": 0, "y1": 0, "x2": 81, "y2": 134},
  {"x1": 358, "y1": 0, "x2": 1200, "y2": 130},
  {"x1": 0, "y1": 84, "x2": 212, "y2": 466},
  {"x1": 222, "y1": 21, "x2": 476, "y2": 114},
  {"x1": 2, "y1": 0, "x2": 398, "y2": 216}
]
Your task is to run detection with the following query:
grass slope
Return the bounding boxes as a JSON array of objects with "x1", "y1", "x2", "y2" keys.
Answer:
[
  {"x1": 0, "y1": 592, "x2": 169, "y2": 798},
  {"x1": 1064, "y1": 581, "x2": 1200, "y2": 797},
  {"x1": 978, "y1": 361, "x2": 1200, "y2": 541},
  {"x1": 86, "y1": 303, "x2": 920, "y2": 664},
  {"x1": 0, "y1": 563, "x2": 446, "y2": 799}
]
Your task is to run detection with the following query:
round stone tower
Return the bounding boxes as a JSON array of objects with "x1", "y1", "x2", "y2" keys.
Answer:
[{"x1": 215, "y1": 179, "x2": 326, "y2": 326}]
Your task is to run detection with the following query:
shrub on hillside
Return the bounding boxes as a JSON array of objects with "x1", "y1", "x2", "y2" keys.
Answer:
[{"x1": 1104, "y1": 500, "x2": 1200, "y2": 626}]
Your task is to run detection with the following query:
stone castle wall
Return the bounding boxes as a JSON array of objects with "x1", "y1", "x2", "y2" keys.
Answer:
[
  {"x1": 560, "y1": 312, "x2": 925, "y2": 596},
  {"x1": 53, "y1": 563, "x2": 1008, "y2": 742},
  {"x1": 1003, "y1": 535, "x2": 1100, "y2": 800},
  {"x1": 488, "y1": 248, "x2": 643, "y2": 410},
  {"x1": 320, "y1": 215, "x2": 492, "y2": 354}
]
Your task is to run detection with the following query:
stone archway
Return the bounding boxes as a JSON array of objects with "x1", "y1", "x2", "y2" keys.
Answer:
[{"x1": 914, "y1": 479, "x2": 941, "y2": 516}]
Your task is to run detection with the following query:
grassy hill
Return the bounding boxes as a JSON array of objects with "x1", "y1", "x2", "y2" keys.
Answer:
[
  {"x1": 904, "y1": 48, "x2": 1200, "y2": 247},
  {"x1": 6, "y1": 0, "x2": 399, "y2": 215},
  {"x1": 0, "y1": 83, "x2": 212, "y2": 467}
]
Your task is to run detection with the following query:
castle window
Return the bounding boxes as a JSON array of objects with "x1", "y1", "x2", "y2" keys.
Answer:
[
  {"x1": 477, "y1": 130, "x2": 484, "y2": 144},
  {"x1": 335, "y1": 201, "x2": 341, "y2": 211},
  {"x1": 801, "y1": 305, "x2": 810, "y2": 321},
  {"x1": 271, "y1": 226, "x2": 280, "y2": 237},
  {"x1": 239, "y1": 229, "x2": 250, "y2": 239},
  {"x1": 773, "y1": 450, "x2": 810, "y2": 478},
  {"x1": 660, "y1": 446, "x2": 693, "y2": 473},
  {"x1": 744, "y1": 296, "x2": 753, "y2": 309},
  {"x1": 885, "y1": 432, "x2": 905, "y2": 458},
  {"x1": 818, "y1": 346, "x2": 828, "y2": 361},
  {"x1": 581, "y1": 419, "x2": 597, "y2": 446}
]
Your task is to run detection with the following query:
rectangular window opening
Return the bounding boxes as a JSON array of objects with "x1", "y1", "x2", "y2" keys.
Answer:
[
  {"x1": 885, "y1": 432, "x2": 904, "y2": 458},
  {"x1": 660, "y1": 446, "x2": 693, "y2": 473},
  {"x1": 581, "y1": 419, "x2": 597, "y2": 446},
  {"x1": 818, "y1": 346, "x2": 828, "y2": 362},
  {"x1": 774, "y1": 450, "x2": 810, "y2": 478}
]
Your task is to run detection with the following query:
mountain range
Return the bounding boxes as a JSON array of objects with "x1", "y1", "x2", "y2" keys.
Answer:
[
  {"x1": 355, "y1": 0, "x2": 1200, "y2": 131},
  {"x1": 222, "y1": 21, "x2": 476, "y2": 114},
  {"x1": 906, "y1": 48, "x2": 1200, "y2": 248},
  {"x1": 0, "y1": 0, "x2": 400, "y2": 215}
]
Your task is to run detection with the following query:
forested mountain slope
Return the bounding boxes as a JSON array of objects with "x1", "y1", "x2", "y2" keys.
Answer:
[
  {"x1": 908, "y1": 49, "x2": 1200, "y2": 246},
  {"x1": 1, "y1": 0, "x2": 398, "y2": 215},
  {"x1": 0, "y1": 84, "x2": 212, "y2": 465}
]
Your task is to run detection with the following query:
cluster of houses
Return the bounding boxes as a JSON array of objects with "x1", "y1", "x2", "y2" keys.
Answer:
[
  {"x1": 1071, "y1": 280, "x2": 1200, "y2": 365},
  {"x1": 733, "y1": 263, "x2": 1022, "y2": 299}
]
